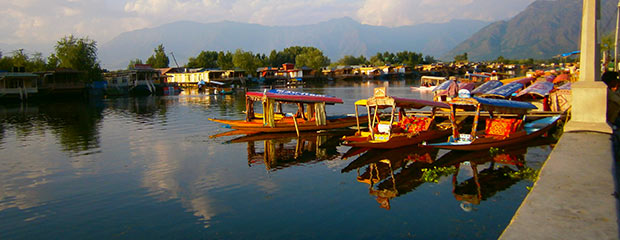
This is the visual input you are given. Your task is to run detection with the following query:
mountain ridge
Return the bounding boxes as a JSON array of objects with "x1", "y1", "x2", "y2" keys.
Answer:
[
  {"x1": 443, "y1": 0, "x2": 617, "y2": 61},
  {"x1": 99, "y1": 18, "x2": 490, "y2": 69}
]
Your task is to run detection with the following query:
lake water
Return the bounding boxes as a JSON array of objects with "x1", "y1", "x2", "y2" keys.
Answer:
[{"x1": 0, "y1": 80, "x2": 555, "y2": 239}]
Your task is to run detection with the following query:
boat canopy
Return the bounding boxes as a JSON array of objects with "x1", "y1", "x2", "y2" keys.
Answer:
[
  {"x1": 366, "y1": 96, "x2": 449, "y2": 109},
  {"x1": 421, "y1": 76, "x2": 447, "y2": 81},
  {"x1": 432, "y1": 80, "x2": 458, "y2": 92},
  {"x1": 557, "y1": 82, "x2": 571, "y2": 90},
  {"x1": 516, "y1": 81, "x2": 554, "y2": 98},
  {"x1": 471, "y1": 80, "x2": 503, "y2": 95},
  {"x1": 449, "y1": 97, "x2": 537, "y2": 114},
  {"x1": 246, "y1": 89, "x2": 343, "y2": 104},
  {"x1": 481, "y1": 82, "x2": 525, "y2": 98}
]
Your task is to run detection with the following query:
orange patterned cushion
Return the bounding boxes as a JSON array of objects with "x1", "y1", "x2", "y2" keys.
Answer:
[
  {"x1": 485, "y1": 118, "x2": 517, "y2": 137},
  {"x1": 401, "y1": 117, "x2": 433, "y2": 133}
]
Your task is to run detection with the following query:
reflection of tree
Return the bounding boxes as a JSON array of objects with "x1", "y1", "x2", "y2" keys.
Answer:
[
  {"x1": 39, "y1": 100, "x2": 104, "y2": 154},
  {"x1": 0, "y1": 100, "x2": 105, "y2": 155}
]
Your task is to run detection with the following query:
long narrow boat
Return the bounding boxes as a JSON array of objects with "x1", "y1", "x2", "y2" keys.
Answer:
[
  {"x1": 342, "y1": 87, "x2": 453, "y2": 149},
  {"x1": 426, "y1": 96, "x2": 561, "y2": 151},
  {"x1": 209, "y1": 89, "x2": 365, "y2": 133}
]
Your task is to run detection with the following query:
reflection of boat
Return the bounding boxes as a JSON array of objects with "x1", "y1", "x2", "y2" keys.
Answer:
[
  {"x1": 436, "y1": 142, "x2": 551, "y2": 206},
  {"x1": 198, "y1": 80, "x2": 235, "y2": 95},
  {"x1": 342, "y1": 146, "x2": 439, "y2": 210},
  {"x1": 342, "y1": 87, "x2": 453, "y2": 149},
  {"x1": 240, "y1": 131, "x2": 347, "y2": 171},
  {"x1": 427, "y1": 97, "x2": 561, "y2": 151},
  {"x1": 209, "y1": 89, "x2": 365, "y2": 133}
]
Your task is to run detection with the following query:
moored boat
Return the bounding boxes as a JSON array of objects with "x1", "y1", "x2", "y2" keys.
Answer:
[
  {"x1": 342, "y1": 87, "x2": 454, "y2": 149},
  {"x1": 426, "y1": 96, "x2": 561, "y2": 151},
  {"x1": 209, "y1": 89, "x2": 365, "y2": 133}
]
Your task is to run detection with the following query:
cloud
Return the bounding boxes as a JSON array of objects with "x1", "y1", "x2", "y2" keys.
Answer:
[
  {"x1": 0, "y1": 0, "x2": 535, "y2": 54},
  {"x1": 357, "y1": 0, "x2": 536, "y2": 26}
]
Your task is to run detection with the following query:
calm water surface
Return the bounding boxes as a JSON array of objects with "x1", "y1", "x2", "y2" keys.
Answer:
[{"x1": 0, "y1": 80, "x2": 555, "y2": 239}]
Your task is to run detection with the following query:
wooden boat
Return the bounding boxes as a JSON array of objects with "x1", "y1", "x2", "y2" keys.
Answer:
[
  {"x1": 426, "y1": 97, "x2": 561, "y2": 151},
  {"x1": 209, "y1": 89, "x2": 365, "y2": 133},
  {"x1": 342, "y1": 87, "x2": 454, "y2": 149}
]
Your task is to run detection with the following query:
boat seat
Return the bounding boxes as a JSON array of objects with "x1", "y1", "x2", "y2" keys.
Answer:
[
  {"x1": 484, "y1": 118, "x2": 522, "y2": 138},
  {"x1": 400, "y1": 116, "x2": 433, "y2": 133}
]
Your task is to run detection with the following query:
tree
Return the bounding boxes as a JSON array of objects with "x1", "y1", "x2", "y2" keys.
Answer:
[
  {"x1": 334, "y1": 55, "x2": 368, "y2": 66},
  {"x1": 217, "y1": 51, "x2": 234, "y2": 70},
  {"x1": 295, "y1": 48, "x2": 330, "y2": 72},
  {"x1": 424, "y1": 55, "x2": 436, "y2": 64},
  {"x1": 232, "y1": 49, "x2": 260, "y2": 77},
  {"x1": 47, "y1": 54, "x2": 59, "y2": 70},
  {"x1": 29, "y1": 52, "x2": 47, "y2": 72},
  {"x1": 54, "y1": 35, "x2": 102, "y2": 81},
  {"x1": 146, "y1": 44, "x2": 169, "y2": 68},
  {"x1": 127, "y1": 58, "x2": 143, "y2": 69},
  {"x1": 454, "y1": 52, "x2": 468, "y2": 62},
  {"x1": 186, "y1": 50, "x2": 219, "y2": 68}
]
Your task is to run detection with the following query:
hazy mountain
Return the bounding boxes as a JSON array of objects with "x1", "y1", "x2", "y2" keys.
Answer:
[
  {"x1": 443, "y1": 0, "x2": 618, "y2": 61},
  {"x1": 99, "y1": 17, "x2": 489, "y2": 70}
]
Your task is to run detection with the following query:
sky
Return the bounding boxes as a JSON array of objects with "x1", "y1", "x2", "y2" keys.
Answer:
[{"x1": 0, "y1": 0, "x2": 536, "y2": 51}]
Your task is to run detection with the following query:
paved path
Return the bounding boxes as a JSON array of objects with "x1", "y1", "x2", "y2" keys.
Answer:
[{"x1": 501, "y1": 132, "x2": 619, "y2": 239}]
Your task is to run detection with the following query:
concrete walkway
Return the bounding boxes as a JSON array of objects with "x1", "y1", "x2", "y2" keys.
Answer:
[{"x1": 500, "y1": 132, "x2": 619, "y2": 239}]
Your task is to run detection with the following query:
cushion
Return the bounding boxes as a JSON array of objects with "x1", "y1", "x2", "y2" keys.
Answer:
[
  {"x1": 485, "y1": 118, "x2": 521, "y2": 137},
  {"x1": 400, "y1": 116, "x2": 433, "y2": 133}
]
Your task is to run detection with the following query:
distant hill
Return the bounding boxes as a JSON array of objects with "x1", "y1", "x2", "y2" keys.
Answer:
[
  {"x1": 443, "y1": 0, "x2": 618, "y2": 61},
  {"x1": 98, "y1": 17, "x2": 489, "y2": 70}
]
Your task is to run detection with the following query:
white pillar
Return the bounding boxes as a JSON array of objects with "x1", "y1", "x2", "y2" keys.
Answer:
[{"x1": 565, "y1": 0, "x2": 612, "y2": 133}]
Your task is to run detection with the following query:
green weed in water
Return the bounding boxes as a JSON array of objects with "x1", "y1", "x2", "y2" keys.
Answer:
[{"x1": 421, "y1": 166, "x2": 458, "y2": 183}]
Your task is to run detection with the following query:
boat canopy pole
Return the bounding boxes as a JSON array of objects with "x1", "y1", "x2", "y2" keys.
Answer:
[
  {"x1": 367, "y1": 106, "x2": 373, "y2": 135},
  {"x1": 450, "y1": 105, "x2": 458, "y2": 139},
  {"x1": 355, "y1": 105, "x2": 360, "y2": 133},
  {"x1": 388, "y1": 104, "x2": 396, "y2": 139},
  {"x1": 471, "y1": 104, "x2": 482, "y2": 138}
]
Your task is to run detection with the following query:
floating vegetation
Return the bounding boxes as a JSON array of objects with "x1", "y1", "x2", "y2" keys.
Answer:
[
  {"x1": 421, "y1": 166, "x2": 458, "y2": 183},
  {"x1": 506, "y1": 167, "x2": 540, "y2": 182}
]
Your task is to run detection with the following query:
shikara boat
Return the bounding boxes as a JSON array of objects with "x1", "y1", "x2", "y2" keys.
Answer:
[
  {"x1": 209, "y1": 89, "x2": 364, "y2": 133},
  {"x1": 411, "y1": 76, "x2": 446, "y2": 91},
  {"x1": 342, "y1": 87, "x2": 453, "y2": 149},
  {"x1": 426, "y1": 96, "x2": 561, "y2": 151}
]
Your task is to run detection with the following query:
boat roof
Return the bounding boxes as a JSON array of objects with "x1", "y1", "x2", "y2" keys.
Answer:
[
  {"x1": 471, "y1": 80, "x2": 503, "y2": 95},
  {"x1": 432, "y1": 79, "x2": 458, "y2": 92},
  {"x1": 365, "y1": 96, "x2": 449, "y2": 109},
  {"x1": 449, "y1": 97, "x2": 537, "y2": 114},
  {"x1": 516, "y1": 81, "x2": 554, "y2": 98},
  {"x1": 421, "y1": 76, "x2": 446, "y2": 81},
  {"x1": 246, "y1": 89, "x2": 343, "y2": 104},
  {"x1": 0, "y1": 72, "x2": 39, "y2": 78},
  {"x1": 481, "y1": 81, "x2": 525, "y2": 98}
]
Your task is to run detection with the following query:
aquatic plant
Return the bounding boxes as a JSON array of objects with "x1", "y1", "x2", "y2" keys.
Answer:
[{"x1": 421, "y1": 166, "x2": 458, "y2": 183}]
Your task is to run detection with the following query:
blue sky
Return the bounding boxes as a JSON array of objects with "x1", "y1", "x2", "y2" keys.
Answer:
[{"x1": 1, "y1": 0, "x2": 536, "y2": 47}]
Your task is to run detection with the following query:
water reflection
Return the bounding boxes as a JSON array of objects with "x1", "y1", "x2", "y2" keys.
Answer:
[
  {"x1": 342, "y1": 147, "x2": 439, "y2": 209},
  {"x1": 0, "y1": 100, "x2": 104, "y2": 155},
  {"x1": 341, "y1": 137, "x2": 555, "y2": 210},
  {"x1": 220, "y1": 130, "x2": 353, "y2": 171},
  {"x1": 435, "y1": 138, "x2": 556, "y2": 210}
]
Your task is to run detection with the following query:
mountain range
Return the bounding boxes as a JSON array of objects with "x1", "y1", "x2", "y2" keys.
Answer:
[
  {"x1": 443, "y1": 0, "x2": 618, "y2": 61},
  {"x1": 98, "y1": 18, "x2": 489, "y2": 70}
]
